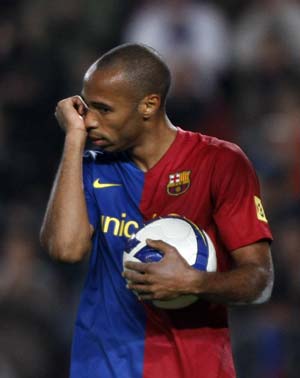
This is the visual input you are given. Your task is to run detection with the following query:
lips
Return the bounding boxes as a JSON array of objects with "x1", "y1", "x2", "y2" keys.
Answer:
[{"x1": 89, "y1": 136, "x2": 110, "y2": 147}]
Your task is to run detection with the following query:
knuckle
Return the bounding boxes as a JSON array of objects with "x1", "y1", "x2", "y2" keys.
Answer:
[
  {"x1": 143, "y1": 273, "x2": 151, "y2": 284},
  {"x1": 142, "y1": 264, "x2": 150, "y2": 273},
  {"x1": 145, "y1": 264, "x2": 157, "y2": 275},
  {"x1": 168, "y1": 246, "x2": 177, "y2": 253}
]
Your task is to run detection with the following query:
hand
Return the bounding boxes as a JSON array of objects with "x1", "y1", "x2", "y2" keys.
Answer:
[
  {"x1": 123, "y1": 239, "x2": 198, "y2": 301},
  {"x1": 55, "y1": 96, "x2": 88, "y2": 136}
]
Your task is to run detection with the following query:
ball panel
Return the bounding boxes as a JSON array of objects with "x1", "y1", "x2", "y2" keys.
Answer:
[
  {"x1": 133, "y1": 220, "x2": 164, "y2": 242},
  {"x1": 204, "y1": 231, "x2": 217, "y2": 272},
  {"x1": 160, "y1": 218, "x2": 192, "y2": 239},
  {"x1": 124, "y1": 237, "x2": 140, "y2": 253},
  {"x1": 193, "y1": 229, "x2": 210, "y2": 271},
  {"x1": 174, "y1": 226, "x2": 198, "y2": 265},
  {"x1": 135, "y1": 246, "x2": 163, "y2": 263}
]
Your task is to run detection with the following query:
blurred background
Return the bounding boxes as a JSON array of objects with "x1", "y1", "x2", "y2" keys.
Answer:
[{"x1": 0, "y1": 0, "x2": 300, "y2": 377}]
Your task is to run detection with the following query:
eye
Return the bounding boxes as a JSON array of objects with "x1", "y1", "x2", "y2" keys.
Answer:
[
  {"x1": 99, "y1": 106, "x2": 111, "y2": 113},
  {"x1": 89, "y1": 102, "x2": 112, "y2": 114},
  {"x1": 95, "y1": 104, "x2": 112, "y2": 114}
]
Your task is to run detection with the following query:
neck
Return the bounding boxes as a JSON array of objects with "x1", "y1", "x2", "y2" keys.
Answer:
[{"x1": 130, "y1": 115, "x2": 177, "y2": 171}]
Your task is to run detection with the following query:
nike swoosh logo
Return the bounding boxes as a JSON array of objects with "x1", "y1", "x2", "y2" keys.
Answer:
[{"x1": 93, "y1": 178, "x2": 122, "y2": 189}]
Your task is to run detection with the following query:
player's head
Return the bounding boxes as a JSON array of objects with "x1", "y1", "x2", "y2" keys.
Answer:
[
  {"x1": 81, "y1": 44, "x2": 172, "y2": 152},
  {"x1": 90, "y1": 43, "x2": 171, "y2": 108}
]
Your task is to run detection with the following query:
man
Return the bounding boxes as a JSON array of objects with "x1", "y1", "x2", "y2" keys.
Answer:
[{"x1": 40, "y1": 43, "x2": 273, "y2": 378}]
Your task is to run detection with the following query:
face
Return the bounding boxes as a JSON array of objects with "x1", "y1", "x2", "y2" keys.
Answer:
[{"x1": 81, "y1": 66, "x2": 146, "y2": 152}]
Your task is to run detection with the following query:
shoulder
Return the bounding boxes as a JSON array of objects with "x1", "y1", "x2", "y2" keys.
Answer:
[
  {"x1": 205, "y1": 136, "x2": 255, "y2": 179},
  {"x1": 179, "y1": 128, "x2": 249, "y2": 163},
  {"x1": 201, "y1": 134, "x2": 245, "y2": 157},
  {"x1": 198, "y1": 133, "x2": 252, "y2": 171},
  {"x1": 202, "y1": 136, "x2": 258, "y2": 195}
]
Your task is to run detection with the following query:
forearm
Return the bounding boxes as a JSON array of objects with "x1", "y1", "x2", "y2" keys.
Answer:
[
  {"x1": 186, "y1": 261, "x2": 273, "y2": 305},
  {"x1": 124, "y1": 240, "x2": 274, "y2": 305},
  {"x1": 40, "y1": 131, "x2": 92, "y2": 262}
]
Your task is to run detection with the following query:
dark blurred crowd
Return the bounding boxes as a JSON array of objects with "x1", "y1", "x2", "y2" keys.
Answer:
[{"x1": 1, "y1": 0, "x2": 300, "y2": 377}]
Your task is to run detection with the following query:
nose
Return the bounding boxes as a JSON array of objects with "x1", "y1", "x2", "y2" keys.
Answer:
[{"x1": 84, "y1": 108, "x2": 98, "y2": 130}]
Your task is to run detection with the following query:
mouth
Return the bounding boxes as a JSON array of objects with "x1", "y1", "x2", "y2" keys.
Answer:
[{"x1": 89, "y1": 136, "x2": 110, "y2": 147}]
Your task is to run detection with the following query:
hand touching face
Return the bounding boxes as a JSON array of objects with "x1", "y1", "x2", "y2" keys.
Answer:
[{"x1": 55, "y1": 95, "x2": 88, "y2": 135}]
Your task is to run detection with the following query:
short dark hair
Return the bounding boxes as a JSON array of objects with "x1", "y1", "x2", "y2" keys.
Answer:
[{"x1": 95, "y1": 43, "x2": 171, "y2": 107}]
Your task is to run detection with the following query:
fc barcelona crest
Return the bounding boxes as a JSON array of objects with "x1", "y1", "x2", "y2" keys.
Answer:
[{"x1": 167, "y1": 170, "x2": 191, "y2": 196}]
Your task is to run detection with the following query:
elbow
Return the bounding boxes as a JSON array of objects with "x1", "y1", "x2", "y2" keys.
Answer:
[
  {"x1": 234, "y1": 264, "x2": 274, "y2": 306},
  {"x1": 50, "y1": 243, "x2": 90, "y2": 263},
  {"x1": 252, "y1": 265, "x2": 274, "y2": 304},
  {"x1": 40, "y1": 228, "x2": 91, "y2": 263},
  {"x1": 252, "y1": 280, "x2": 273, "y2": 304}
]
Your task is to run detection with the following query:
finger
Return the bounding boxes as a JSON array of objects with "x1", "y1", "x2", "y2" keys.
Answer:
[
  {"x1": 124, "y1": 261, "x2": 149, "y2": 272},
  {"x1": 123, "y1": 269, "x2": 147, "y2": 283},
  {"x1": 72, "y1": 96, "x2": 88, "y2": 116},
  {"x1": 126, "y1": 282, "x2": 151, "y2": 293},
  {"x1": 72, "y1": 95, "x2": 86, "y2": 106},
  {"x1": 137, "y1": 293, "x2": 153, "y2": 301},
  {"x1": 75, "y1": 95, "x2": 88, "y2": 109}
]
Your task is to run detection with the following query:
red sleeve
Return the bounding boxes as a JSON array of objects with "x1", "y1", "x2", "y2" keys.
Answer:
[{"x1": 212, "y1": 142, "x2": 273, "y2": 251}]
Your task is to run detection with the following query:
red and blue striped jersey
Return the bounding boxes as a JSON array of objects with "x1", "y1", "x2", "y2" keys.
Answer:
[{"x1": 70, "y1": 128, "x2": 272, "y2": 378}]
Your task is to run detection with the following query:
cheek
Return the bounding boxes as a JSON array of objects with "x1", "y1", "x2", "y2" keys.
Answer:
[
  {"x1": 123, "y1": 120, "x2": 142, "y2": 139},
  {"x1": 105, "y1": 108, "x2": 142, "y2": 140}
]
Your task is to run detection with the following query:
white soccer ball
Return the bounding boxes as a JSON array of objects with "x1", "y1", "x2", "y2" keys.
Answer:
[{"x1": 123, "y1": 216, "x2": 217, "y2": 309}]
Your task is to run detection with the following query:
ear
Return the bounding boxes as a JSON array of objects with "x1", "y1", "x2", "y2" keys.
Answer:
[{"x1": 138, "y1": 94, "x2": 161, "y2": 120}]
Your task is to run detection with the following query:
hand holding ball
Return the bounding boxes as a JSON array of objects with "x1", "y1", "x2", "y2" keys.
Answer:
[{"x1": 123, "y1": 216, "x2": 217, "y2": 309}]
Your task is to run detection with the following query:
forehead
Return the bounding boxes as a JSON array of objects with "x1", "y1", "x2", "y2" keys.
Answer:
[{"x1": 82, "y1": 66, "x2": 136, "y2": 104}]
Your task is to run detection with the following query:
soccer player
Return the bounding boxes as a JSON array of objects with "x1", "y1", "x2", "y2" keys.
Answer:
[{"x1": 40, "y1": 43, "x2": 273, "y2": 378}]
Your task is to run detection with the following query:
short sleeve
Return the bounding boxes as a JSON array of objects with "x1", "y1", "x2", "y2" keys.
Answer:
[
  {"x1": 212, "y1": 143, "x2": 272, "y2": 251},
  {"x1": 83, "y1": 155, "x2": 99, "y2": 230}
]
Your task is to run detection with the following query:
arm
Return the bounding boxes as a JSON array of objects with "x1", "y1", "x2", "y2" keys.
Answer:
[
  {"x1": 188, "y1": 240, "x2": 273, "y2": 304},
  {"x1": 123, "y1": 239, "x2": 274, "y2": 305},
  {"x1": 40, "y1": 96, "x2": 93, "y2": 263}
]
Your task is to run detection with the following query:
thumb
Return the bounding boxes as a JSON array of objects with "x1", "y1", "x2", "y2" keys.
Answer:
[{"x1": 146, "y1": 238, "x2": 175, "y2": 256}]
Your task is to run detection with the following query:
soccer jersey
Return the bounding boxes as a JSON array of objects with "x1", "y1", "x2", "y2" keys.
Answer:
[{"x1": 70, "y1": 128, "x2": 272, "y2": 378}]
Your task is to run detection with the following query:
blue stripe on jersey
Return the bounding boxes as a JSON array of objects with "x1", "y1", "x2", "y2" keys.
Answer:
[{"x1": 70, "y1": 151, "x2": 147, "y2": 378}]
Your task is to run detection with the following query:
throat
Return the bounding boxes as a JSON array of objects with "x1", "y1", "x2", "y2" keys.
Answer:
[{"x1": 131, "y1": 127, "x2": 178, "y2": 172}]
